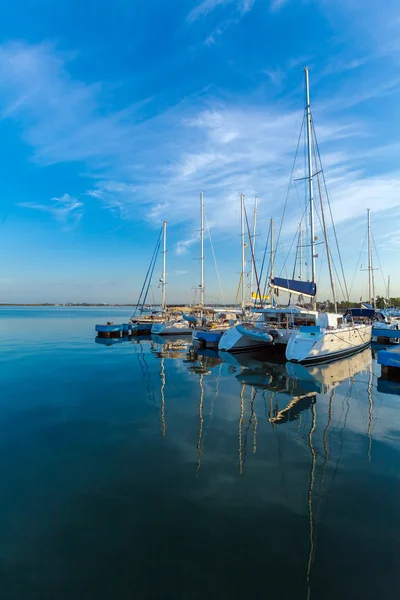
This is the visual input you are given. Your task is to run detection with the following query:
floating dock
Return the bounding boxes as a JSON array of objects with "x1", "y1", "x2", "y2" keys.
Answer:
[
  {"x1": 378, "y1": 346, "x2": 400, "y2": 382},
  {"x1": 372, "y1": 327, "x2": 400, "y2": 344},
  {"x1": 95, "y1": 323, "x2": 132, "y2": 338}
]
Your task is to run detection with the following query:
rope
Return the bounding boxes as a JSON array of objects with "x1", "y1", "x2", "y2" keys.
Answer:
[
  {"x1": 349, "y1": 231, "x2": 367, "y2": 298},
  {"x1": 312, "y1": 118, "x2": 349, "y2": 301},
  {"x1": 243, "y1": 201, "x2": 264, "y2": 307},
  {"x1": 142, "y1": 234, "x2": 162, "y2": 308},
  {"x1": 132, "y1": 227, "x2": 163, "y2": 317},
  {"x1": 371, "y1": 232, "x2": 388, "y2": 298},
  {"x1": 275, "y1": 113, "x2": 306, "y2": 264},
  {"x1": 204, "y1": 211, "x2": 225, "y2": 305}
]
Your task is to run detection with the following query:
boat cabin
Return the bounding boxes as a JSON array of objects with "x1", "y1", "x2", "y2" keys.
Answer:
[{"x1": 255, "y1": 307, "x2": 318, "y2": 329}]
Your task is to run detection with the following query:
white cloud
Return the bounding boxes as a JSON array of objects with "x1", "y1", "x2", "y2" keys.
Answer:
[
  {"x1": 18, "y1": 193, "x2": 83, "y2": 225},
  {"x1": 187, "y1": 0, "x2": 232, "y2": 23},
  {"x1": 1, "y1": 40, "x2": 399, "y2": 263},
  {"x1": 270, "y1": 0, "x2": 290, "y2": 12},
  {"x1": 175, "y1": 238, "x2": 199, "y2": 256},
  {"x1": 187, "y1": 0, "x2": 255, "y2": 23}
]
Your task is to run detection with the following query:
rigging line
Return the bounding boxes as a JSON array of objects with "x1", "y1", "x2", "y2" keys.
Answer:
[
  {"x1": 133, "y1": 227, "x2": 163, "y2": 318},
  {"x1": 142, "y1": 236, "x2": 163, "y2": 308},
  {"x1": 278, "y1": 203, "x2": 308, "y2": 278},
  {"x1": 204, "y1": 211, "x2": 226, "y2": 305},
  {"x1": 349, "y1": 231, "x2": 367, "y2": 298},
  {"x1": 312, "y1": 118, "x2": 349, "y2": 301},
  {"x1": 275, "y1": 112, "x2": 306, "y2": 260},
  {"x1": 288, "y1": 227, "x2": 300, "y2": 305},
  {"x1": 258, "y1": 225, "x2": 271, "y2": 305},
  {"x1": 371, "y1": 232, "x2": 388, "y2": 297},
  {"x1": 313, "y1": 141, "x2": 337, "y2": 308},
  {"x1": 243, "y1": 201, "x2": 264, "y2": 307},
  {"x1": 312, "y1": 199, "x2": 347, "y2": 301}
]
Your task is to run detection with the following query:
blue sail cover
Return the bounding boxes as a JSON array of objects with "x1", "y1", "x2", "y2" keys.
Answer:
[
  {"x1": 344, "y1": 308, "x2": 375, "y2": 318},
  {"x1": 271, "y1": 278, "x2": 317, "y2": 298}
]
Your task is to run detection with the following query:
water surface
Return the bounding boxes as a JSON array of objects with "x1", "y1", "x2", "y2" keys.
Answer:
[{"x1": 0, "y1": 307, "x2": 399, "y2": 599}]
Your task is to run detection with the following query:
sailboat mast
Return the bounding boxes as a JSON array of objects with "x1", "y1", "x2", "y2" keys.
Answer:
[
  {"x1": 299, "y1": 223, "x2": 302, "y2": 280},
  {"x1": 241, "y1": 194, "x2": 246, "y2": 311},
  {"x1": 367, "y1": 209, "x2": 374, "y2": 308},
  {"x1": 162, "y1": 220, "x2": 167, "y2": 311},
  {"x1": 270, "y1": 218, "x2": 274, "y2": 280},
  {"x1": 388, "y1": 275, "x2": 390, "y2": 306},
  {"x1": 305, "y1": 67, "x2": 316, "y2": 309},
  {"x1": 200, "y1": 191, "x2": 205, "y2": 308},
  {"x1": 249, "y1": 196, "x2": 258, "y2": 303}
]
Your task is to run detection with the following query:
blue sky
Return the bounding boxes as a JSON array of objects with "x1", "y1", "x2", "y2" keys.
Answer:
[{"x1": 1, "y1": 0, "x2": 400, "y2": 304}]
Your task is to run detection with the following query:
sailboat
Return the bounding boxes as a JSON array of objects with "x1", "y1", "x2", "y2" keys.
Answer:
[
  {"x1": 192, "y1": 192, "x2": 242, "y2": 346},
  {"x1": 218, "y1": 183, "x2": 319, "y2": 354},
  {"x1": 130, "y1": 223, "x2": 167, "y2": 332},
  {"x1": 285, "y1": 68, "x2": 371, "y2": 363},
  {"x1": 151, "y1": 221, "x2": 194, "y2": 335}
]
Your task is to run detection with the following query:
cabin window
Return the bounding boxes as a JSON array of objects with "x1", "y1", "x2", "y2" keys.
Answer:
[{"x1": 337, "y1": 318, "x2": 343, "y2": 327}]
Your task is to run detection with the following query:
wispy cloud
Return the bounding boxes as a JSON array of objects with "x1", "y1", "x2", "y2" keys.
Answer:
[
  {"x1": 18, "y1": 193, "x2": 83, "y2": 225},
  {"x1": 270, "y1": 0, "x2": 290, "y2": 13},
  {"x1": 175, "y1": 237, "x2": 199, "y2": 256},
  {"x1": 1, "y1": 39, "x2": 400, "y2": 254},
  {"x1": 187, "y1": 0, "x2": 254, "y2": 23},
  {"x1": 188, "y1": 0, "x2": 256, "y2": 44},
  {"x1": 187, "y1": 0, "x2": 232, "y2": 23},
  {"x1": 174, "y1": 270, "x2": 188, "y2": 275}
]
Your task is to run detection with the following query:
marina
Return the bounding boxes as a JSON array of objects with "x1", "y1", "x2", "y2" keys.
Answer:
[
  {"x1": 2, "y1": 0, "x2": 400, "y2": 598},
  {"x1": 2, "y1": 306, "x2": 400, "y2": 599}
]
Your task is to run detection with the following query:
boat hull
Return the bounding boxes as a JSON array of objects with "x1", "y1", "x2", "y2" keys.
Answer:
[
  {"x1": 218, "y1": 325, "x2": 270, "y2": 353},
  {"x1": 235, "y1": 324, "x2": 273, "y2": 344},
  {"x1": 286, "y1": 324, "x2": 372, "y2": 364},
  {"x1": 151, "y1": 322, "x2": 193, "y2": 335},
  {"x1": 218, "y1": 324, "x2": 296, "y2": 353},
  {"x1": 194, "y1": 330, "x2": 224, "y2": 344}
]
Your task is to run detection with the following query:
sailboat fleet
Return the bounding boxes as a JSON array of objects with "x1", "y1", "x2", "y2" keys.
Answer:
[{"x1": 99, "y1": 67, "x2": 397, "y2": 365}]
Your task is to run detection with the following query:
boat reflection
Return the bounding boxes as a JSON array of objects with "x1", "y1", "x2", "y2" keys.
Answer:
[
  {"x1": 286, "y1": 348, "x2": 372, "y2": 393},
  {"x1": 151, "y1": 334, "x2": 191, "y2": 359}
]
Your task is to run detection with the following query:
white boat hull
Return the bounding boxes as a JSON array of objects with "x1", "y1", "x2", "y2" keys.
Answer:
[
  {"x1": 151, "y1": 321, "x2": 193, "y2": 335},
  {"x1": 286, "y1": 324, "x2": 372, "y2": 364},
  {"x1": 218, "y1": 325, "x2": 272, "y2": 353}
]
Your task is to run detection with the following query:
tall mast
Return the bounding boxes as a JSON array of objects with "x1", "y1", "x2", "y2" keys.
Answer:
[
  {"x1": 367, "y1": 209, "x2": 375, "y2": 308},
  {"x1": 162, "y1": 220, "x2": 167, "y2": 311},
  {"x1": 305, "y1": 67, "x2": 316, "y2": 309},
  {"x1": 249, "y1": 196, "x2": 258, "y2": 303},
  {"x1": 270, "y1": 218, "x2": 274, "y2": 280},
  {"x1": 240, "y1": 194, "x2": 246, "y2": 311},
  {"x1": 200, "y1": 191, "x2": 205, "y2": 308},
  {"x1": 299, "y1": 223, "x2": 302, "y2": 280},
  {"x1": 388, "y1": 275, "x2": 390, "y2": 306}
]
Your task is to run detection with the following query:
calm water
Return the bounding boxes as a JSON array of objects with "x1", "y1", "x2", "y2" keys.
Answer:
[{"x1": 1, "y1": 307, "x2": 400, "y2": 599}]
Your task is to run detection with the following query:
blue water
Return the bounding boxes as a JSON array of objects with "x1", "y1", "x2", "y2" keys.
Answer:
[{"x1": 1, "y1": 307, "x2": 399, "y2": 599}]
